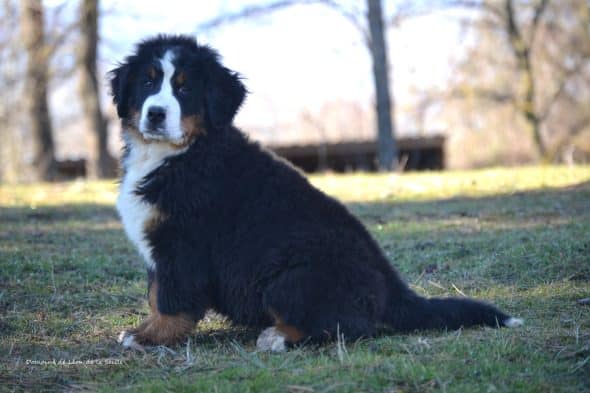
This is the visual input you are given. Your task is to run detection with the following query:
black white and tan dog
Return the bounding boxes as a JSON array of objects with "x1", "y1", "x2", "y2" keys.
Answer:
[{"x1": 110, "y1": 35, "x2": 522, "y2": 351}]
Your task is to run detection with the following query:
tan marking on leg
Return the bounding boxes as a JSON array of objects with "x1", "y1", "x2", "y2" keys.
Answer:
[
  {"x1": 269, "y1": 309, "x2": 306, "y2": 344},
  {"x1": 120, "y1": 276, "x2": 195, "y2": 347},
  {"x1": 148, "y1": 277, "x2": 158, "y2": 314},
  {"x1": 275, "y1": 320, "x2": 306, "y2": 343},
  {"x1": 130, "y1": 312, "x2": 195, "y2": 346}
]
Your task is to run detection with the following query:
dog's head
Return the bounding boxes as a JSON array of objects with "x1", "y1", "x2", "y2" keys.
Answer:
[{"x1": 109, "y1": 35, "x2": 246, "y2": 146}]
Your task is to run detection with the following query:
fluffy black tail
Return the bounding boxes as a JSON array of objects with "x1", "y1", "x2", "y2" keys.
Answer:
[{"x1": 384, "y1": 291, "x2": 523, "y2": 332}]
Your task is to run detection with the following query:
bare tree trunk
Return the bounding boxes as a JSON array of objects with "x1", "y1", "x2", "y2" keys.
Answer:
[
  {"x1": 505, "y1": 0, "x2": 548, "y2": 159},
  {"x1": 367, "y1": 0, "x2": 397, "y2": 171},
  {"x1": 21, "y1": 0, "x2": 57, "y2": 181},
  {"x1": 0, "y1": 1, "x2": 22, "y2": 183},
  {"x1": 79, "y1": 0, "x2": 116, "y2": 178}
]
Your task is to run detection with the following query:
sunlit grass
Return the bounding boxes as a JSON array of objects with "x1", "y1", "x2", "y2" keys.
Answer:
[
  {"x1": 1, "y1": 165, "x2": 589, "y2": 392},
  {"x1": 0, "y1": 180, "x2": 118, "y2": 207},
  {"x1": 2, "y1": 165, "x2": 588, "y2": 207},
  {"x1": 310, "y1": 165, "x2": 590, "y2": 202}
]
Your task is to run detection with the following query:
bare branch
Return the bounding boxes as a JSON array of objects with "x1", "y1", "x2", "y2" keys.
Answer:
[
  {"x1": 196, "y1": 0, "x2": 370, "y2": 43},
  {"x1": 530, "y1": 0, "x2": 549, "y2": 46},
  {"x1": 318, "y1": 0, "x2": 368, "y2": 42},
  {"x1": 448, "y1": 86, "x2": 515, "y2": 104},
  {"x1": 45, "y1": 19, "x2": 80, "y2": 59},
  {"x1": 505, "y1": 0, "x2": 523, "y2": 56},
  {"x1": 531, "y1": 0, "x2": 549, "y2": 29},
  {"x1": 436, "y1": 0, "x2": 505, "y2": 21},
  {"x1": 197, "y1": 0, "x2": 319, "y2": 32},
  {"x1": 550, "y1": 115, "x2": 590, "y2": 160},
  {"x1": 540, "y1": 60, "x2": 586, "y2": 121}
]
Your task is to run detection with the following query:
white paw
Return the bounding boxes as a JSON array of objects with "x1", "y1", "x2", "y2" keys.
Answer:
[
  {"x1": 256, "y1": 327, "x2": 286, "y2": 352},
  {"x1": 117, "y1": 331, "x2": 145, "y2": 352},
  {"x1": 504, "y1": 317, "x2": 524, "y2": 328}
]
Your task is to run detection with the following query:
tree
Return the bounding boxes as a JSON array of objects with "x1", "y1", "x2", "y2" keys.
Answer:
[
  {"x1": 198, "y1": 0, "x2": 400, "y2": 170},
  {"x1": 367, "y1": 0, "x2": 396, "y2": 170},
  {"x1": 503, "y1": 0, "x2": 548, "y2": 158},
  {"x1": 78, "y1": 0, "x2": 116, "y2": 178},
  {"x1": 443, "y1": 0, "x2": 590, "y2": 162},
  {"x1": 20, "y1": 0, "x2": 57, "y2": 181},
  {"x1": 0, "y1": 1, "x2": 24, "y2": 183}
]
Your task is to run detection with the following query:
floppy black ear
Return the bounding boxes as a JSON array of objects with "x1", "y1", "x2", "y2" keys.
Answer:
[
  {"x1": 205, "y1": 65, "x2": 246, "y2": 129},
  {"x1": 109, "y1": 63, "x2": 132, "y2": 119}
]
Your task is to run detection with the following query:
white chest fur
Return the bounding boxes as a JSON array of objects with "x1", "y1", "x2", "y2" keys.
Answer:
[{"x1": 117, "y1": 137, "x2": 186, "y2": 271}]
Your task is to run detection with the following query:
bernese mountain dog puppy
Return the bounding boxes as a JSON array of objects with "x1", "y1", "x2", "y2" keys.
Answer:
[{"x1": 110, "y1": 35, "x2": 522, "y2": 352}]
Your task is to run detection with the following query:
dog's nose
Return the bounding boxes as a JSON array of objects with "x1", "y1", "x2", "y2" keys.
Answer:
[{"x1": 147, "y1": 106, "x2": 166, "y2": 125}]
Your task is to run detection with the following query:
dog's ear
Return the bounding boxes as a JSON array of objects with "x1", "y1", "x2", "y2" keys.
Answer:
[
  {"x1": 109, "y1": 63, "x2": 132, "y2": 119},
  {"x1": 204, "y1": 64, "x2": 246, "y2": 130}
]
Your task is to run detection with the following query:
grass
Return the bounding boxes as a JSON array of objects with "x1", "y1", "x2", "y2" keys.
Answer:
[{"x1": 1, "y1": 165, "x2": 589, "y2": 392}]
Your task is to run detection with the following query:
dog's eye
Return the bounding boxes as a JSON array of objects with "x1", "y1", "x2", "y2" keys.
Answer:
[
  {"x1": 144, "y1": 80, "x2": 153, "y2": 89},
  {"x1": 178, "y1": 85, "x2": 190, "y2": 95}
]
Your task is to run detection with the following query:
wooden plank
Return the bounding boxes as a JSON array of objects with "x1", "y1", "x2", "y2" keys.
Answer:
[{"x1": 267, "y1": 136, "x2": 445, "y2": 158}]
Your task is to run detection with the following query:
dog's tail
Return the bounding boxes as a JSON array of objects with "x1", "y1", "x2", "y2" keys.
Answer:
[{"x1": 383, "y1": 286, "x2": 523, "y2": 332}]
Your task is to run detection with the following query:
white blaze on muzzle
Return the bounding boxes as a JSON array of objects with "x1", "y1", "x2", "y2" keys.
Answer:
[{"x1": 139, "y1": 50, "x2": 183, "y2": 143}]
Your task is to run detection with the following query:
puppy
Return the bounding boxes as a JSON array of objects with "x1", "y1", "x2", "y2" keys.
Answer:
[{"x1": 109, "y1": 35, "x2": 522, "y2": 351}]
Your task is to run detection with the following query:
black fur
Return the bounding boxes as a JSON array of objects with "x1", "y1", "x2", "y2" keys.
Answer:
[{"x1": 110, "y1": 35, "x2": 517, "y2": 345}]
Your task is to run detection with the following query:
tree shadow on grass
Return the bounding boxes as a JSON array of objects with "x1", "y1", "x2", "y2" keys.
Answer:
[
  {"x1": 347, "y1": 180, "x2": 590, "y2": 224},
  {"x1": 346, "y1": 179, "x2": 590, "y2": 275},
  {"x1": 0, "y1": 203, "x2": 118, "y2": 224}
]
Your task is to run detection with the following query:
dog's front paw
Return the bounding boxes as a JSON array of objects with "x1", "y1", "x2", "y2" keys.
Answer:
[
  {"x1": 117, "y1": 313, "x2": 195, "y2": 349},
  {"x1": 117, "y1": 330, "x2": 146, "y2": 352}
]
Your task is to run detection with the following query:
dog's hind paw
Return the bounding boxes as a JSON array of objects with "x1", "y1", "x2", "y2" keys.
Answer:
[
  {"x1": 256, "y1": 327, "x2": 287, "y2": 352},
  {"x1": 117, "y1": 331, "x2": 146, "y2": 352}
]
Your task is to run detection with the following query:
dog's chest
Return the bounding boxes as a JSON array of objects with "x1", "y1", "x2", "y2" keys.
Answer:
[{"x1": 117, "y1": 142, "x2": 183, "y2": 271}]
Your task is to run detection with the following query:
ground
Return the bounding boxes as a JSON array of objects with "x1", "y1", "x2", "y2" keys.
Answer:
[{"x1": 1, "y1": 166, "x2": 589, "y2": 392}]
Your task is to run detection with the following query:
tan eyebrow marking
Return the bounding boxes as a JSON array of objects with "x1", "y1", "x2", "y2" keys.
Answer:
[
  {"x1": 175, "y1": 71, "x2": 186, "y2": 85},
  {"x1": 148, "y1": 65, "x2": 157, "y2": 79}
]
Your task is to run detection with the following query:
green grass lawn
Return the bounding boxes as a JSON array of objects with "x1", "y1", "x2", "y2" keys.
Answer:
[{"x1": 1, "y1": 166, "x2": 589, "y2": 392}]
